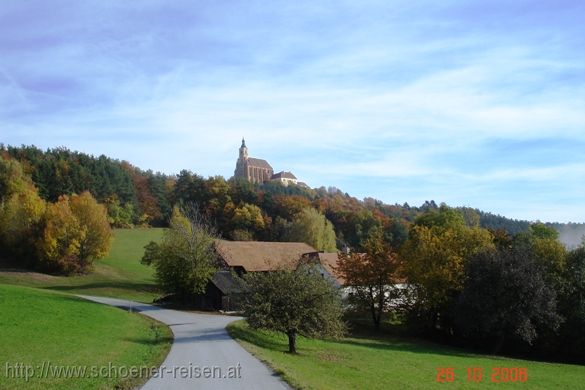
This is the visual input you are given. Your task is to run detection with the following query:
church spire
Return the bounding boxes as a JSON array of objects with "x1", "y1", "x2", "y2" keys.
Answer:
[{"x1": 239, "y1": 137, "x2": 248, "y2": 159}]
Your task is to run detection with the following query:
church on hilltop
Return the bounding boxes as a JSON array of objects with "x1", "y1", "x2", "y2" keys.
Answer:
[{"x1": 233, "y1": 138, "x2": 301, "y2": 186}]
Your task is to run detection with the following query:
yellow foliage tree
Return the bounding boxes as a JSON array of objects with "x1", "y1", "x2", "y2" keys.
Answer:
[
  {"x1": 70, "y1": 191, "x2": 112, "y2": 268},
  {"x1": 400, "y1": 206, "x2": 494, "y2": 329},
  {"x1": 38, "y1": 192, "x2": 111, "y2": 273},
  {"x1": 0, "y1": 187, "x2": 47, "y2": 264},
  {"x1": 37, "y1": 195, "x2": 82, "y2": 273}
]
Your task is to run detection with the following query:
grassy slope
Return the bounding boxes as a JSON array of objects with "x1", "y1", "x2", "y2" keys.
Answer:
[
  {"x1": 0, "y1": 284, "x2": 171, "y2": 390},
  {"x1": 228, "y1": 320, "x2": 585, "y2": 390},
  {"x1": 0, "y1": 228, "x2": 164, "y2": 302}
]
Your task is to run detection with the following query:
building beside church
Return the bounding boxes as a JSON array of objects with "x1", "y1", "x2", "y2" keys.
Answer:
[
  {"x1": 271, "y1": 171, "x2": 298, "y2": 186},
  {"x1": 233, "y1": 138, "x2": 302, "y2": 186},
  {"x1": 192, "y1": 240, "x2": 345, "y2": 311}
]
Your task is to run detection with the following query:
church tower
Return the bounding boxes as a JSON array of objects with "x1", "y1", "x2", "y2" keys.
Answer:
[
  {"x1": 233, "y1": 138, "x2": 274, "y2": 183},
  {"x1": 239, "y1": 138, "x2": 248, "y2": 160}
]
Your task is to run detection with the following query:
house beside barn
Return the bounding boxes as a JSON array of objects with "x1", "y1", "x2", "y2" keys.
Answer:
[
  {"x1": 300, "y1": 251, "x2": 345, "y2": 287},
  {"x1": 196, "y1": 240, "x2": 345, "y2": 311}
]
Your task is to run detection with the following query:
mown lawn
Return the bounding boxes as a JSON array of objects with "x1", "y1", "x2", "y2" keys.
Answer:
[
  {"x1": 0, "y1": 284, "x2": 172, "y2": 390},
  {"x1": 227, "y1": 320, "x2": 585, "y2": 390},
  {"x1": 0, "y1": 228, "x2": 164, "y2": 302}
]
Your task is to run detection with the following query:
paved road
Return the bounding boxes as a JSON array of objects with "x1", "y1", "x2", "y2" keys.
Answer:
[{"x1": 79, "y1": 295, "x2": 290, "y2": 390}]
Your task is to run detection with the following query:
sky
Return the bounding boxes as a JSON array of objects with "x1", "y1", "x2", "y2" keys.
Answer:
[{"x1": 1, "y1": 0, "x2": 584, "y2": 223}]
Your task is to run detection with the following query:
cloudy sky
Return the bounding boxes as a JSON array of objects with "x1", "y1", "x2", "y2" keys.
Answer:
[{"x1": 1, "y1": 0, "x2": 584, "y2": 222}]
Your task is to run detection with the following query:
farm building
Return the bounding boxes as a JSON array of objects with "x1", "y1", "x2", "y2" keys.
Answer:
[{"x1": 194, "y1": 240, "x2": 344, "y2": 311}]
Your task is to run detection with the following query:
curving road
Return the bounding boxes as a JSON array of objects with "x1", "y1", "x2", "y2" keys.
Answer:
[{"x1": 79, "y1": 295, "x2": 290, "y2": 390}]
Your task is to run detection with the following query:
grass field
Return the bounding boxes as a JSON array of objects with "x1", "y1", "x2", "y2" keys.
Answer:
[
  {"x1": 0, "y1": 284, "x2": 172, "y2": 390},
  {"x1": 0, "y1": 228, "x2": 164, "y2": 302},
  {"x1": 227, "y1": 320, "x2": 585, "y2": 390}
]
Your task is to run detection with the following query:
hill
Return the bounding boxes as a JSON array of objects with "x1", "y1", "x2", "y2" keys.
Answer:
[{"x1": 2, "y1": 145, "x2": 582, "y2": 249}]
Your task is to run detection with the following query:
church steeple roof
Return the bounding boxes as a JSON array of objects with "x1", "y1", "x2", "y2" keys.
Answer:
[{"x1": 241, "y1": 138, "x2": 246, "y2": 148}]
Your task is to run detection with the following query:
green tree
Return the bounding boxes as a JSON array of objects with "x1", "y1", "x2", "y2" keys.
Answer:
[
  {"x1": 243, "y1": 265, "x2": 345, "y2": 353},
  {"x1": 455, "y1": 246, "x2": 561, "y2": 353},
  {"x1": 104, "y1": 195, "x2": 135, "y2": 228},
  {"x1": 142, "y1": 206, "x2": 218, "y2": 298},
  {"x1": 285, "y1": 207, "x2": 337, "y2": 251},
  {"x1": 557, "y1": 246, "x2": 585, "y2": 360}
]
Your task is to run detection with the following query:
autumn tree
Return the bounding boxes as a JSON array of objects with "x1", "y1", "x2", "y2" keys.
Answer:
[
  {"x1": 122, "y1": 162, "x2": 161, "y2": 225},
  {"x1": 142, "y1": 206, "x2": 218, "y2": 299},
  {"x1": 203, "y1": 175, "x2": 231, "y2": 228},
  {"x1": 0, "y1": 157, "x2": 47, "y2": 265},
  {"x1": 400, "y1": 205, "x2": 494, "y2": 331},
  {"x1": 284, "y1": 207, "x2": 337, "y2": 251},
  {"x1": 272, "y1": 195, "x2": 312, "y2": 220},
  {"x1": 526, "y1": 223, "x2": 567, "y2": 281},
  {"x1": 243, "y1": 265, "x2": 345, "y2": 353},
  {"x1": 230, "y1": 202, "x2": 265, "y2": 239},
  {"x1": 37, "y1": 196, "x2": 82, "y2": 273},
  {"x1": 37, "y1": 192, "x2": 111, "y2": 273},
  {"x1": 0, "y1": 187, "x2": 47, "y2": 266},
  {"x1": 337, "y1": 229, "x2": 400, "y2": 330},
  {"x1": 69, "y1": 191, "x2": 112, "y2": 269},
  {"x1": 0, "y1": 156, "x2": 32, "y2": 200}
]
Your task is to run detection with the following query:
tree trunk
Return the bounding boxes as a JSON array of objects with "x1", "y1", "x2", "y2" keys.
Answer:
[
  {"x1": 369, "y1": 286, "x2": 380, "y2": 331},
  {"x1": 287, "y1": 330, "x2": 297, "y2": 354},
  {"x1": 492, "y1": 335, "x2": 505, "y2": 355},
  {"x1": 370, "y1": 303, "x2": 381, "y2": 330}
]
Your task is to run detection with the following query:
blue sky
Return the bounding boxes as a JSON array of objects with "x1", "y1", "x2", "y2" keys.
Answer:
[{"x1": 1, "y1": 0, "x2": 584, "y2": 222}]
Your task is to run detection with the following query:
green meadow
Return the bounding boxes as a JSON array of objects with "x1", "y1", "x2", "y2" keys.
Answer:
[
  {"x1": 0, "y1": 228, "x2": 164, "y2": 303},
  {"x1": 0, "y1": 284, "x2": 171, "y2": 390},
  {"x1": 228, "y1": 320, "x2": 585, "y2": 390}
]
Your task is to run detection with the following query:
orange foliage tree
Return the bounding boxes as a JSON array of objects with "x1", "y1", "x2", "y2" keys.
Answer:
[{"x1": 336, "y1": 229, "x2": 401, "y2": 330}]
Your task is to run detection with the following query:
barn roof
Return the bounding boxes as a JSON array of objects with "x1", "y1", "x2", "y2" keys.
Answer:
[{"x1": 215, "y1": 240, "x2": 316, "y2": 272}]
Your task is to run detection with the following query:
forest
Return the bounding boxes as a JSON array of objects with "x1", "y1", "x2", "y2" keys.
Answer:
[{"x1": 1, "y1": 145, "x2": 583, "y2": 250}]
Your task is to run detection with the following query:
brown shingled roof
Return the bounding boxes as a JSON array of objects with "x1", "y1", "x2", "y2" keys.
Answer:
[
  {"x1": 317, "y1": 252, "x2": 345, "y2": 284},
  {"x1": 247, "y1": 157, "x2": 273, "y2": 170},
  {"x1": 215, "y1": 240, "x2": 316, "y2": 272},
  {"x1": 300, "y1": 252, "x2": 346, "y2": 285},
  {"x1": 271, "y1": 171, "x2": 297, "y2": 180}
]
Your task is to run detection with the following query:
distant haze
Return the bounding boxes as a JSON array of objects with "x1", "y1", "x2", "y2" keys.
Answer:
[{"x1": 554, "y1": 224, "x2": 585, "y2": 249}]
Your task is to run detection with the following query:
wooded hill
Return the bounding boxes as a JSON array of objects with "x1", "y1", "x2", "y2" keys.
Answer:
[{"x1": 1, "y1": 145, "x2": 583, "y2": 249}]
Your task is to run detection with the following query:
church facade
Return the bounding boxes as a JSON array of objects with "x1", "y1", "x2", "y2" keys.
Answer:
[
  {"x1": 233, "y1": 139, "x2": 274, "y2": 184},
  {"x1": 233, "y1": 139, "x2": 302, "y2": 186}
]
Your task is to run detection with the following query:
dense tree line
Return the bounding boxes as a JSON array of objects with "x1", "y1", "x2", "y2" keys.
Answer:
[
  {"x1": 0, "y1": 157, "x2": 111, "y2": 274},
  {"x1": 3, "y1": 145, "x2": 580, "y2": 253},
  {"x1": 397, "y1": 206, "x2": 585, "y2": 362},
  {"x1": 1, "y1": 145, "x2": 173, "y2": 227}
]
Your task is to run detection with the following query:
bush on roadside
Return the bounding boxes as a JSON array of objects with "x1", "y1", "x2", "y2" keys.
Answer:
[{"x1": 141, "y1": 205, "x2": 218, "y2": 299}]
